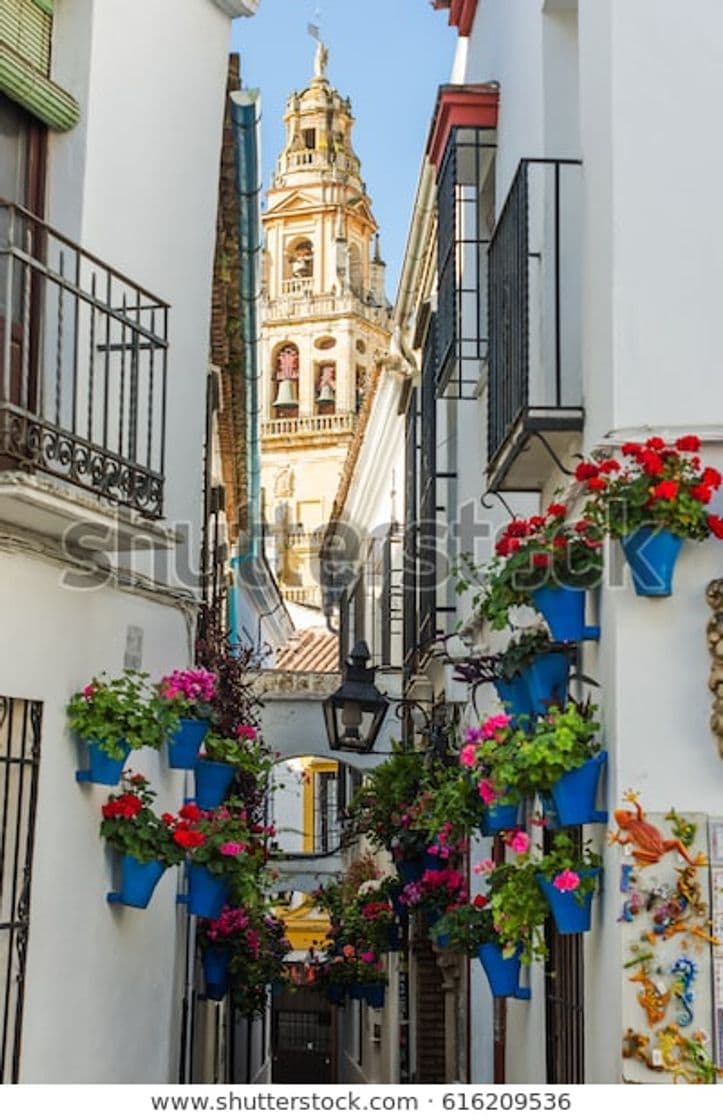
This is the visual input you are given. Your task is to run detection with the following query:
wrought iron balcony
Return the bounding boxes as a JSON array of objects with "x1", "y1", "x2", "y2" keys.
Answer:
[
  {"x1": 0, "y1": 201, "x2": 169, "y2": 518},
  {"x1": 487, "y1": 159, "x2": 584, "y2": 490}
]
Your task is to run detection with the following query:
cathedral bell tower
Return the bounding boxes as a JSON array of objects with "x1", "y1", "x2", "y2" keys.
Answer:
[{"x1": 260, "y1": 41, "x2": 391, "y2": 614}]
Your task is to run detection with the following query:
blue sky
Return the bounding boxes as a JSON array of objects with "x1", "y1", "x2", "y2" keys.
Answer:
[{"x1": 231, "y1": 0, "x2": 457, "y2": 299}]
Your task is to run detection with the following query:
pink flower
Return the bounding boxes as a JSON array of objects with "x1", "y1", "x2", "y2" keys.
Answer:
[
  {"x1": 219, "y1": 841, "x2": 244, "y2": 857},
  {"x1": 507, "y1": 830, "x2": 530, "y2": 855},
  {"x1": 236, "y1": 723, "x2": 258, "y2": 742},
  {"x1": 360, "y1": 951, "x2": 376, "y2": 964},
  {"x1": 478, "y1": 779, "x2": 497, "y2": 805},
  {"x1": 459, "y1": 744, "x2": 478, "y2": 768},
  {"x1": 82, "y1": 683, "x2": 96, "y2": 700},
  {"x1": 474, "y1": 858, "x2": 496, "y2": 875},
  {"x1": 552, "y1": 869, "x2": 580, "y2": 893}
]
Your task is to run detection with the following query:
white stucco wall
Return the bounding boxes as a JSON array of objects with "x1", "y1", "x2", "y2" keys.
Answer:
[{"x1": 0, "y1": 548, "x2": 192, "y2": 1084}]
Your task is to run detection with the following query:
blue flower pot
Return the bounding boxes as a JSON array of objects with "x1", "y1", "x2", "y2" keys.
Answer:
[
  {"x1": 622, "y1": 527, "x2": 683, "y2": 597},
  {"x1": 107, "y1": 855, "x2": 165, "y2": 908},
  {"x1": 326, "y1": 982, "x2": 347, "y2": 1006},
  {"x1": 523, "y1": 652, "x2": 570, "y2": 714},
  {"x1": 185, "y1": 864, "x2": 229, "y2": 919},
  {"x1": 76, "y1": 740, "x2": 130, "y2": 785},
  {"x1": 202, "y1": 945, "x2": 231, "y2": 1000},
  {"x1": 423, "y1": 852, "x2": 448, "y2": 871},
  {"x1": 477, "y1": 943, "x2": 530, "y2": 1000},
  {"x1": 494, "y1": 675, "x2": 531, "y2": 719},
  {"x1": 549, "y1": 751, "x2": 608, "y2": 826},
  {"x1": 193, "y1": 758, "x2": 236, "y2": 810},
  {"x1": 532, "y1": 587, "x2": 600, "y2": 642},
  {"x1": 168, "y1": 719, "x2": 210, "y2": 770},
  {"x1": 349, "y1": 981, "x2": 365, "y2": 1001},
  {"x1": 479, "y1": 801, "x2": 520, "y2": 836},
  {"x1": 536, "y1": 869, "x2": 600, "y2": 933},
  {"x1": 363, "y1": 982, "x2": 386, "y2": 1009},
  {"x1": 396, "y1": 858, "x2": 424, "y2": 885}
]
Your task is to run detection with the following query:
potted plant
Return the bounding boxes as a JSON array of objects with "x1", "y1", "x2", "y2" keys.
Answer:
[
  {"x1": 484, "y1": 839, "x2": 550, "y2": 968},
  {"x1": 196, "y1": 904, "x2": 250, "y2": 1000},
  {"x1": 495, "y1": 627, "x2": 572, "y2": 717},
  {"x1": 157, "y1": 668, "x2": 216, "y2": 769},
  {"x1": 193, "y1": 723, "x2": 266, "y2": 810},
  {"x1": 459, "y1": 714, "x2": 521, "y2": 833},
  {"x1": 428, "y1": 893, "x2": 492, "y2": 952},
  {"x1": 458, "y1": 504, "x2": 603, "y2": 640},
  {"x1": 398, "y1": 866, "x2": 468, "y2": 928},
  {"x1": 228, "y1": 907, "x2": 290, "y2": 1018},
  {"x1": 577, "y1": 435, "x2": 723, "y2": 596},
  {"x1": 100, "y1": 773, "x2": 183, "y2": 908},
  {"x1": 69, "y1": 670, "x2": 176, "y2": 785},
  {"x1": 173, "y1": 800, "x2": 267, "y2": 919},
  {"x1": 463, "y1": 703, "x2": 607, "y2": 827},
  {"x1": 533, "y1": 831, "x2": 602, "y2": 934}
]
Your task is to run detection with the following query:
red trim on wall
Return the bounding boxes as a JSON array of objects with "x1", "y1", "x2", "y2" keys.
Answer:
[
  {"x1": 426, "y1": 84, "x2": 499, "y2": 172},
  {"x1": 432, "y1": 0, "x2": 478, "y2": 37}
]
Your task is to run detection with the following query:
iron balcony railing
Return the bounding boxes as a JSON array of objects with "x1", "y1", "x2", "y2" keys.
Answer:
[
  {"x1": 0, "y1": 201, "x2": 169, "y2": 518},
  {"x1": 487, "y1": 159, "x2": 583, "y2": 470}
]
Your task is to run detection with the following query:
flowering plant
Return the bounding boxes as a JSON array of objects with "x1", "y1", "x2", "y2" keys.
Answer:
[
  {"x1": 200, "y1": 722, "x2": 270, "y2": 775},
  {"x1": 429, "y1": 894, "x2": 496, "y2": 956},
  {"x1": 576, "y1": 435, "x2": 723, "y2": 540},
  {"x1": 197, "y1": 903, "x2": 290, "y2": 1017},
  {"x1": 170, "y1": 800, "x2": 270, "y2": 900},
  {"x1": 533, "y1": 830, "x2": 602, "y2": 903},
  {"x1": 344, "y1": 741, "x2": 429, "y2": 855},
  {"x1": 461, "y1": 702, "x2": 600, "y2": 802},
  {"x1": 496, "y1": 626, "x2": 570, "y2": 682},
  {"x1": 322, "y1": 944, "x2": 387, "y2": 986},
  {"x1": 458, "y1": 504, "x2": 604, "y2": 631},
  {"x1": 398, "y1": 866, "x2": 468, "y2": 912},
  {"x1": 157, "y1": 668, "x2": 216, "y2": 721},
  {"x1": 100, "y1": 773, "x2": 184, "y2": 866},
  {"x1": 67, "y1": 670, "x2": 176, "y2": 758}
]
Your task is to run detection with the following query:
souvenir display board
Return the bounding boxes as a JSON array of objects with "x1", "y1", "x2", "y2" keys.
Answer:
[
  {"x1": 709, "y1": 819, "x2": 723, "y2": 1070},
  {"x1": 612, "y1": 795, "x2": 719, "y2": 1083}
]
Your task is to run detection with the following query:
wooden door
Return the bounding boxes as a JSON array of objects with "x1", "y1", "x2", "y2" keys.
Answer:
[{"x1": 271, "y1": 987, "x2": 334, "y2": 1083}]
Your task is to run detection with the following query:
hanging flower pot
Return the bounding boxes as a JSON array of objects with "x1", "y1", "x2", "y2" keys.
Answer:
[
  {"x1": 193, "y1": 758, "x2": 236, "y2": 810},
  {"x1": 349, "y1": 981, "x2": 365, "y2": 1001},
  {"x1": 621, "y1": 527, "x2": 683, "y2": 597},
  {"x1": 477, "y1": 943, "x2": 530, "y2": 1000},
  {"x1": 532, "y1": 587, "x2": 600, "y2": 643},
  {"x1": 185, "y1": 863, "x2": 230, "y2": 919},
  {"x1": 494, "y1": 675, "x2": 531, "y2": 720},
  {"x1": 201, "y1": 945, "x2": 231, "y2": 1001},
  {"x1": 536, "y1": 869, "x2": 600, "y2": 934},
  {"x1": 423, "y1": 851, "x2": 448, "y2": 872},
  {"x1": 549, "y1": 751, "x2": 608, "y2": 827},
  {"x1": 326, "y1": 982, "x2": 347, "y2": 1006},
  {"x1": 479, "y1": 801, "x2": 520, "y2": 837},
  {"x1": 395, "y1": 858, "x2": 425, "y2": 885},
  {"x1": 107, "y1": 855, "x2": 166, "y2": 908},
  {"x1": 523, "y1": 652, "x2": 570, "y2": 714},
  {"x1": 167, "y1": 719, "x2": 210, "y2": 770},
  {"x1": 362, "y1": 981, "x2": 386, "y2": 1009},
  {"x1": 76, "y1": 740, "x2": 131, "y2": 785}
]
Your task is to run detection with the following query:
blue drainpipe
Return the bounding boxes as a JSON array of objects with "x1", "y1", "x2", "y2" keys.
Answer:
[{"x1": 229, "y1": 87, "x2": 262, "y2": 644}]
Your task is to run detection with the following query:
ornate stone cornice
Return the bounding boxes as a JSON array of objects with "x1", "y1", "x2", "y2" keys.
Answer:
[{"x1": 706, "y1": 578, "x2": 723, "y2": 758}]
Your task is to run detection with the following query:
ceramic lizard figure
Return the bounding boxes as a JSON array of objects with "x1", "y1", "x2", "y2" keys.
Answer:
[{"x1": 608, "y1": 791, "x2": 707, "y2": 867}]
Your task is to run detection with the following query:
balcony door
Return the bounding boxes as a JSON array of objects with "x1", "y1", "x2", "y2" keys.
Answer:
[{"x1": 0, "y1": 93, "x2": 46, "y2": 413}]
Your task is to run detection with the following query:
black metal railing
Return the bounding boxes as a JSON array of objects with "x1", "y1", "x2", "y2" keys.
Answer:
[
  {"x1": 339, "y1": 530, "x2": 403, "y2": 671},
  {"x1": 0, "y1": 696, "x2": 42, "y2": 1084},
  {"x1": 0, "y1": 201, "x2": 169, "y2": 517},
  {"x1": 488, "y1": 159, "x2": 583, "y2": 468}
]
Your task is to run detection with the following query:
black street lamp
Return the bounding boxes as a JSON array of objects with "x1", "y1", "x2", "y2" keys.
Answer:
[{"x1": 323, "y1": 640, "x2": 389, "y2": 754}]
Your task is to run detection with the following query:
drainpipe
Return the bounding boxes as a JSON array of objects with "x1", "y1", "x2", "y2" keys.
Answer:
[{"x1": 229, "y1": 88, "x2": 263, "y2": 645}]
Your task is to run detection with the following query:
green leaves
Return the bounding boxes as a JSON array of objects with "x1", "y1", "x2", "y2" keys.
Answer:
[{"x1": 67, "y1": 670, "x2": 178, "y2": 758}]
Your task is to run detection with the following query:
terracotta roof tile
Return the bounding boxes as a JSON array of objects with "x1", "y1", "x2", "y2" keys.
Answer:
[{"x1": 275, "y1": 627, "x2": 340, "y2": 673}]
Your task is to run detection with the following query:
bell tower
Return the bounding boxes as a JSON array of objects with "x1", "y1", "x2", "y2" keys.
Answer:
[{"x1": 260, "y1": 41, "x2": 391, "y2": 614}]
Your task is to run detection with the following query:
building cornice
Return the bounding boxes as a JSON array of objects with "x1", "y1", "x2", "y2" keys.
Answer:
[
  {"x1": 211, "y1": 0, "x2": 260, "y2": 18},
  {"x1": 426, "y1": 83, "x2": 499, "y2": 171},
  {"x1": 432, "y1": 0, "x2": 478, "y2": 38}
]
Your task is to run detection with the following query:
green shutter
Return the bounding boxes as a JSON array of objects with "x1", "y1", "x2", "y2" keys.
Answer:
[{"x1": 0, "y1": 0, "x2": 79, "y2": 130}]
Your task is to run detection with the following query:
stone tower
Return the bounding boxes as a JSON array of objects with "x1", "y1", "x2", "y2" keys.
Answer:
[{"x1": 260, "y1": 41, "x2": 391, "y2": 614}]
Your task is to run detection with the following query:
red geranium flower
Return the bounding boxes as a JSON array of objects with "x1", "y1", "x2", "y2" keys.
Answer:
[
  {"x1": 690, "y1": 484, "x2": 713, "y2": 504},
  {"x1": 653, "y1": 480, "x2": 679, "y2": 501},
  {"x1": 472, "y1": 894, "x2": 488, "y2": 909},
  {"x1": 172, "y1": 827, "x2": 206, "y2": 849},
  {"x1": 640, "y1": 451, "x2": 664, "y2": 477},
  {"x1": 708, "y1": 514, "x2": 723, "y2": 539},
  {"x1": 575, "y1": 462, "x2": 599, "y2": 482},
  {"x1": 703, "y1": 467, "x2": 722, "y2": 490},
  {"x1": 675, "y1": 435, "x2": 701, "y2": 453},
  {"x1": 532, "y1": 553, "x2": 550, "y2": 568},
  {"x1": 506, "y1": 519, "x2": 530, "y2": 538},
  {"x1": 179, "y1": 803, "x2": 204, "y2": 822},
  {"x1": 598, "y1": 458, "x2": 621, "y2": 474},
  {"x1": 528, "y1": 515, "x2": 546, "y2": 529},
  {"x1": 645, "y1": 436, "x2": 666, "y2": 451},
  {"x1": 586, "y1": 477, "x2": 607, "y2": 492},
  {"x1": 552, "y1": 536, "x2": 568, "y2": 550},
  {"x1": 547, "y1": 503, "x2": 567, "y2": 518},
  {"x1": 621, "y1": 442, "x2": 642, "y2": 457}
]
